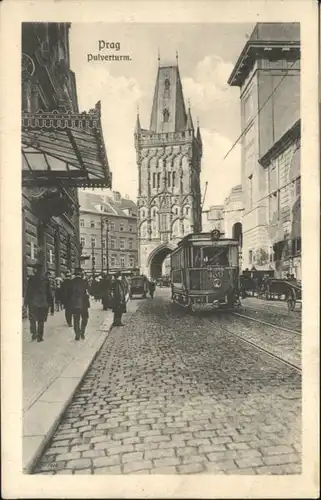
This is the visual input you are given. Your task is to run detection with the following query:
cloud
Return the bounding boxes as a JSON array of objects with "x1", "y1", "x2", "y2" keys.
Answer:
[
  {"x1": 75, "y1": 68, "x2": 142, "y2": 200},
  {"x1": 182, "y1": 55, "x2": 240, "y2": 140},
  {"x1": 200, "y1": 128, "x2": 241, "y2": 209}
]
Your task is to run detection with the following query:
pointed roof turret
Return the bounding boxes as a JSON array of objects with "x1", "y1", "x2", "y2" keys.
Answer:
[
  {"x1": 135, "y1": 105, "x2": 141, "y2": 133},
  {"x1": 149, "y1": 61, "x2": 187, "y2": 133},
  {"x1": 196, "y1": 118, "x2": 202, "y2": 143},
  {"x1": 186, "y1": 100, "x2": 194, "y2": 131},
  {"x1": 196, "y1": 118, "x2": 202, "y2": 155}
]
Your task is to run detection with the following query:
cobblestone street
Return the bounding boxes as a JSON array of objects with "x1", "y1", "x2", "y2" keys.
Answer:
[{"x1": 34, "y1": 289, "x2": 301, "y2": 475}]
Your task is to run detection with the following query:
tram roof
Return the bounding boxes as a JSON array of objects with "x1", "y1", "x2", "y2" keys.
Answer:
[{"x1": 176, "y1": 232, "x2": 239, "y2": 248}]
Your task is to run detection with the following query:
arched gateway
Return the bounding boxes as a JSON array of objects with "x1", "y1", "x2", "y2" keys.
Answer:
[
  {"x1": 147, "y1": 243, "x2": 176, "y2": 279},
  {"x1": 135, "y1": 57, "x2": 202, "y2": 278}
]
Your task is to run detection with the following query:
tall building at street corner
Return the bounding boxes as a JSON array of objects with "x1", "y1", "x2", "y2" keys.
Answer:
[
  {"x1": 78, "y1": 190, "x2": 138, "y2": 276},
  {"x1": 228, "y1": 22, "x2": 301, "y2": 278},
  {"x1": 21, "y1": 23, "x2": 112, "y2": 296},
  {"x1": 134, "y1": 58, "x2": 203, "y2": 278}
]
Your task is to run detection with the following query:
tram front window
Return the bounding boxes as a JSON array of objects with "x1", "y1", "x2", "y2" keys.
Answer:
[{"x1": 202, "y1": 247, "x2": 229, "y2": 267}]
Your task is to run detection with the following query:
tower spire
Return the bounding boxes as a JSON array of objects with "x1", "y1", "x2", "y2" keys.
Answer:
[
  {"x1": 186, "y1": 99, "x2": 194, "y2": 131},
  {"x1": 135, "y1": 103, "x2": 141, "y2": 133}
]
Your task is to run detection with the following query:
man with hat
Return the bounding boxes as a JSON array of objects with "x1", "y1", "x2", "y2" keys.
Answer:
[
  {"x1": 24, "y1": 263, "x2": 53, "y2": 342},
  {"x1": 112, "y1": 272, "x2": 127, "y2": 327},
  {"x1": 61, "y1": 270, "x2": 73, "y2": 327},
  {"x1": 70, "y1": 267, "x2": 90, "y2": 340}
]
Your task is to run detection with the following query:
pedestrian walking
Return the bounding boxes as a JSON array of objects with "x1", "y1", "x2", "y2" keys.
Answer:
[
  {"x1": 112, "y1": 272, "x2": 127, "y2": 327},
  {"x1": 53, "y1": 277, "x2": 63, "y2": 311},
  {"x1": 101, "y1": 274, "x2": 113, "y2": 311},
  {"x1": 24, "y1": 263, "x2": 53, "y2": 342},
  {"x1": 45, "y1": 271, "x2": 55, "y2": 315},
  {"x1": 70, "y1": 267, "x2": 90, "y2": 340},
  {"x1": 61, "y1": 271, "x2": 73, "y2": 327},
  {"x1": 148, "y1": 279, "x2": 156, "y2": 299}
]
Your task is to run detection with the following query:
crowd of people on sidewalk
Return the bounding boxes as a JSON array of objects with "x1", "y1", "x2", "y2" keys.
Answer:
[{"x1": 23, "y1": 263, "x2": 157, "y2": 342}]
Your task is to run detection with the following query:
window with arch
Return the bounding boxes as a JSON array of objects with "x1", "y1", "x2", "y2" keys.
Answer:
[
  {"x1": 152, "y1": 208, "x2": 157, "y2": 218},
  {"x1": 167, "y1": 171, "x2": 171, "y2": 187},
  {"x1": 141, "y1": 209, "x2": 145, "y2": 219},
  {"x1": 163, "y1": 108, "x2": 170, "y2": 123},
  {"x1": 157, "y1": 173, "x2": 160, "y2": 189},
  {"x1": 153, "y1": 173, "x2": 156, "y2": 189},
  {"x1": 185, "y1": 206, "x2": 190, "y2": 215},
  {"x1": 172, "y1": 172, "x2": 176, "y2": 188},
  {"x1": 164, "y1": 78, "x2": 170, "y2": 98}
]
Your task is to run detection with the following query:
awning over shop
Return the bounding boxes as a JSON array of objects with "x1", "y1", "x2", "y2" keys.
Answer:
[{"x1": 21, "y1": 101, "x2": 112, "y2": 188}]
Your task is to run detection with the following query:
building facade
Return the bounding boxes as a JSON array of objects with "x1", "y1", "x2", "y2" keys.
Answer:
[
  {"x1": 78, "y1": 190, "x2": 138, "y2": 275},
  {"x1": 135, "y1": 60, "x2": 202, "y2": 278},
  {"x1": 202, "y1": 206, "x2": 224, "y2": 233},
  {"x1": 228, "y1": 22, "x2": 300, "y2": 277},
  {"x1": 22, "y1": 23, "x2": 112, "y2": 296}
]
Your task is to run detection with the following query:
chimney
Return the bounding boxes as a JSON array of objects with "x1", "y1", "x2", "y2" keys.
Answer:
[{"x1": 113, "y1": 191, "x2": 121, "y2": 202}]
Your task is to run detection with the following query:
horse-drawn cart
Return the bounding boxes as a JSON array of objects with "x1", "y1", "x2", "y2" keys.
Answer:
[{"x1": 286, "y1": 281, "x2": 302, "y2": 312}]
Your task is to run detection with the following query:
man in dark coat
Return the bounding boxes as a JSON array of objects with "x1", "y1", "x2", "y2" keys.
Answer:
[
  {"x1": 24, "y1": 263, "x2": 53, "y2": 342},
  {"x1": 70, "y1": 268, "x2": 90, "y2": 340},
  {"x1": 148, "y1": 279, "x2": 156, "y2": 299},
  {"x1": 112, "y1": 272, "x2": 126, "y2": 327},
  {"x1": 61, "y1": 270, "x2": 73, "y2": 327},
  {"x1": 101, "y1": 274, "x2": 113, "y2": 311}
]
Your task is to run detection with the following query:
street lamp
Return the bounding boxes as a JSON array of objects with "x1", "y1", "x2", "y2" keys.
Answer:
[
  {"x1": 106, "y1": 219, "x2": 109, "y2": 275},
  {"x1": 91, "y1": 241, "x2": 95, "y2": 277},
  {"x1": 100, "y1": 216, "x2": 110, "y2": 276},
  {"x1": 100, "y1": 215, "x2": 104, "y2": 275}
]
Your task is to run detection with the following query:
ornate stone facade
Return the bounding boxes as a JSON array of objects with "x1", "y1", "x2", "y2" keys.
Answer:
[{"x1": 135, "y1": 62, "x2": 202, "y2": 278}]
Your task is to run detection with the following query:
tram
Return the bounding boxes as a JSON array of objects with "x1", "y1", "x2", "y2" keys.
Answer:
[{"x1": 170, "y1": 229, "x2": 241, "y2": 311}]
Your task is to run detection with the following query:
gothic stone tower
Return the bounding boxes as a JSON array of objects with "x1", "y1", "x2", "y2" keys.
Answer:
[{"x1": 135, "y1": 61, "x2": 202, "y2": 278}]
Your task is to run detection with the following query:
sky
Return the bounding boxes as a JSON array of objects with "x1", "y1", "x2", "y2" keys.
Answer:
[{"x1": 69, "y1": 23, "x2": 255, "y2": 209}]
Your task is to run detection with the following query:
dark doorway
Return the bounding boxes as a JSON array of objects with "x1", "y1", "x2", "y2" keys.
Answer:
[
  {"x1": 150, "y1": 246, "x2": 173, "y2": 279},
  {"x1": 232, "y1": 222, "x2": 242, "y2": 246}
]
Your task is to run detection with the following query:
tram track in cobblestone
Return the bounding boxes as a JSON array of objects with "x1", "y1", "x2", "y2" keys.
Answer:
[
  {"x1": 213, "y1": 322, "x2": 301, "y2": 374},
  {"x1": 231, "y1": 311, "x2": 301, "y2": 336}
]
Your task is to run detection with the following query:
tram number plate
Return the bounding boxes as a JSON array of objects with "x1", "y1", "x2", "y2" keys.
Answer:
[{"x1": 208, "y1": 267, "x2": 224, "y2": 289}]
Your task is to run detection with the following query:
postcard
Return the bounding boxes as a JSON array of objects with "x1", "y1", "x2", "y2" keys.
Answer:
[{"x1": 0, "y1": 0, "x2": 319, "y2": 498}]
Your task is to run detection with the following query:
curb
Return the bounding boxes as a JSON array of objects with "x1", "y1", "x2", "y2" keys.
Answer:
[{"x1": 23, "y1": 315, "x2": 114, "y2": 474}]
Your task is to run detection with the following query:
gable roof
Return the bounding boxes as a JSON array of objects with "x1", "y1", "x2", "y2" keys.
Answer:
[{"x1": 78, "y1": 190, "x2": 137, "y2": 218}]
